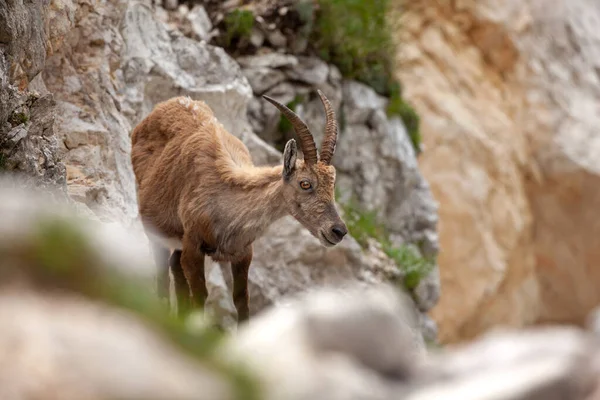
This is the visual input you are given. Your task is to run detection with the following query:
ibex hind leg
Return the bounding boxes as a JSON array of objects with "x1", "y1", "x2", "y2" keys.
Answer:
[
  {"x1": 169, "y1": 249, "x2": 192, "y2": 317},
  {"x1": 149, "y1": 241, "x2": 171, "y2": 306},
  {"x1": 232, "y1": 247, "x2": 253, "y2": 324}
]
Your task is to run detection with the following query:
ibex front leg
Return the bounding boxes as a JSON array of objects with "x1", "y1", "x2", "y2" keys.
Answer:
[
  {"x1": 169, "y1": 250, "x2": 191, "y2": 316},
  {"x1": 232, "y1": 246, "x2": 253, "y2": 323},
  {"x1": 181, "y1": 234, "x2": 209, "y2": 311}
]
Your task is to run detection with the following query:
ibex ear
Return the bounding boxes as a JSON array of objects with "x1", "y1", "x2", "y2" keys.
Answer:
[{"x1": 282, "y1": 139, "x2": 297, "y2": 180}]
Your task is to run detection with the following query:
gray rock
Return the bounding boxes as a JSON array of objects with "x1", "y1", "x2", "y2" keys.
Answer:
[
  {"x1": 43, "y1": 0, "x2": 138, "y2": 224},
  {"x1": 285, "y1": 56, "x2": 330, "y2": 85},
  {"x1": 121, "y1": 2, "x2": 253, "y2": 137},
  {"x1": 225, "y1": 283, "x2": 426, "y2": 400},
  {"x1": 0, "y1": 180, "x2": 244, "y2": 400},
  {"x1": 0, "y1": 0, "x2": 48, "y2": 84},
  {"x1": 186, "y1": 5, "x2": 212, "y2": 41},
  {"x1": 267, "y1": 29, "x2": 287, "y2": 48},
  {"x1": 0, "y1": 93, "x2": 67, "y2": 190},
  {"x1": 242, "y1": 67, "x2": 286, "y2": 95},
  {"x1": 410, "y1": 328, "x2": 600, "y2": 400},
  {"x1": 237, "y1": 52, "x2": 299, "y2": 69},
  {"x1": 342, "y1": 80, "x2": 388, "y2": 124},
  {"x1": 249, "y1": 27, "x2": 265, "y2": 47}
]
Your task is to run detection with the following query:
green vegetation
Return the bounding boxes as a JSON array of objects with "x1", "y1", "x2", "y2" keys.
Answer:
[
  {"x1": 337, "y1": 193, "x2": 435, "y2": 290},
  {"x1": 9, "y1": 111, "x2": 29, "y2": 126},
  {"x1": 0, "y1": 154, "x2": 5, "y2": 170},
  {"x1": 222, "y1": 9, "x2": 255, "y2": 49},
  {"x1": 275, "y1": 94, "x2": 305, "y2": 151},
  {"x1": 9, "y1": 216, "x2": 263, "y2": 400},
  {"x1": 309, "y1": 0, "x2": 421, "y2": 153}
]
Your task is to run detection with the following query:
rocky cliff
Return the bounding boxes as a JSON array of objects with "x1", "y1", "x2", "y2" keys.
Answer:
[
  {"x1": 0, "y1": 0, "x2": 439, "y2": 339},
  {"x1": 397, "y1": 0, "x2": 600, "y2": 343}
]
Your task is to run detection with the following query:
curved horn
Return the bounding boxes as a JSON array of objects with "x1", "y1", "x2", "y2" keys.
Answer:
[
  {"x1": 317, "y1": 90, "x2": 338, "y2": 165},
  {"x1": 263, "y1": 95, "x2": 318, "y2": 164}
]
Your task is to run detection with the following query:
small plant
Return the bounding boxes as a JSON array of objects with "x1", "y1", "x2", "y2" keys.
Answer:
[
  {"x1": 221, "y1": 9, "x2": 254, "y2": 49},
  {"x1": 383, "y1": 244, "x2": 435, "y2": 290},
  {"x1": 339, "y1": 196, "x2": 386, "y2": 248},
  {"x1": 275, "y1": 94, "x2": 305, "y2": 151},
  {"x1": 8, "y1": 111, "x2": 29, "y2": 126},
  {"x1": 338, "y1": 192, "x2": 435, "y2": 289}
]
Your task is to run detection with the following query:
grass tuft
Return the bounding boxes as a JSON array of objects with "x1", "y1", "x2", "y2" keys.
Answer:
[
  {"x1": 222, "y1": 9, "x2": 255, "y2": 49},
  {"x1": 337, "y1": 192, "x2": 435, "y2": 290}
]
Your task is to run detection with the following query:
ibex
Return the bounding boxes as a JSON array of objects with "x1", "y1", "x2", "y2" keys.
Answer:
[{"x1": 130, "y1": 90, "x2": 348, "y2": 322}]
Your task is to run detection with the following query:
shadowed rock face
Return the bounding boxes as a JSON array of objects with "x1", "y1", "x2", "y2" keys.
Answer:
[{"x1": 396, "y1": 0, "x2": 600, "y2": 343}]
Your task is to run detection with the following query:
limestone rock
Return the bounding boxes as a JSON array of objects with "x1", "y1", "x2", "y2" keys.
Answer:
[
  {"x1": 0, "y1": 1, "x2": 69, "y2": 191},
  {"x1": 0, "y1": 179, "x2": 245, "y2": 400},
  {"x1": 237, "y1": 52, "x2": 299, "y2": 69},
  {"x1": 242, "y1": 66, "x2": 287, "y2": 95},
  {"x1": 225, "y1": 283, "x2": 426, "y2": 400},
  {"x1": 341, "y1": 81, "x2": 388, "y2": 125},
  {"x1": 397, "y1": 0, "x2": 600, "y2": 343},
  {"x1": 42, "y1": 0, "x2": 138, "y2": 223},
  {"x1": 410, "y1": 327, "x2": 600, "y2": 400},
  {"x1": 284, "y1": 56, "x2": 329, "y2": 85},
  {"x1": 187, "y1": 5, "x2": 212, "y2": 41}
]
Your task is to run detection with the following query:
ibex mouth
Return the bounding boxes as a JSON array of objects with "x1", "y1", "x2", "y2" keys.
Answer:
[{"x1": 319, "y1": 231, "x2": 338, "y2": 247}]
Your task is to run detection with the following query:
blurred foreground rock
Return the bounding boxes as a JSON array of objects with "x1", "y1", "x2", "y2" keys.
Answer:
[{"x1": 0, "y1": 177, "x2": 599, "y2": 400}]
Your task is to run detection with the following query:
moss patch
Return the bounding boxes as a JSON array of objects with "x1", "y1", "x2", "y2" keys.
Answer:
[
  {"x1": 221, "y1": 9, "x2": 255, "y2": 49},
  {"x1": 338, "y1": 193, "x2": 435, "y2": 290}
]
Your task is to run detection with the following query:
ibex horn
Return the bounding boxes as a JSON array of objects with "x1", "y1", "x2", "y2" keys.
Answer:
[
  {"x1": 316, "y1": 90, "x2": 338, "y2": 165},
  {"x1": 263, "y1": 95, "x2": 318, "y2": 165}
]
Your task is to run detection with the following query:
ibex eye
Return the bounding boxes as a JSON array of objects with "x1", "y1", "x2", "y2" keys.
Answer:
[{"x1": 299, "y1": 180, "x2": 312, "y2": 190}]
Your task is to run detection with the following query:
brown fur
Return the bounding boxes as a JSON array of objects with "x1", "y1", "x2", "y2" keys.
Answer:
[{"x1": 131, "y1": 95, "x2": 347, "y2": 322}]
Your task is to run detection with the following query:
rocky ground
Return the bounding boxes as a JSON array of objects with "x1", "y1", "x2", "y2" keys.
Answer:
[{"x1": 0, "y1": 178, "x2": 599, "y2": 400}]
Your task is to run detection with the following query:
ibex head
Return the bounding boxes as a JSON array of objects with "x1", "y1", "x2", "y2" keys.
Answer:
[{"x1": 263, "y1": 90, "x2": 348, "y2": 247}]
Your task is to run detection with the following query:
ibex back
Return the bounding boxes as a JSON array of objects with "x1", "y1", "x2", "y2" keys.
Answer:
[{"x1": 130, "y1": 91, "x2": 347, "y2": 322}]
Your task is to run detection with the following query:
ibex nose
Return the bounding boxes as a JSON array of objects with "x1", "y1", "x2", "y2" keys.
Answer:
[{"x1": 331, "y1": 224, "x2": 348, "y2": 241}]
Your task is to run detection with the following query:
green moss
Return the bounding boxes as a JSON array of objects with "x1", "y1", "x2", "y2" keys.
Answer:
[
  {"x1": 0, "y1": 154, "x2": 5, "y2": 170},
  {"x1": 222, "y1": 9, "x2": 255, "y2": 49},
  {"x1": 338, "y1": 193, "x2": 435, "y2": 290}
]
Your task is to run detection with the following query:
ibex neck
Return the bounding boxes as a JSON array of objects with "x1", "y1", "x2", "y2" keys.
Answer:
[{"x1": 218, "y1": 165, "x2": 287, "y2": 249}]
